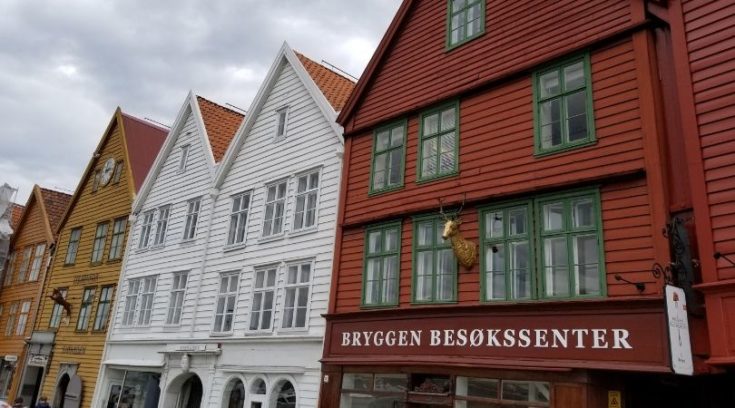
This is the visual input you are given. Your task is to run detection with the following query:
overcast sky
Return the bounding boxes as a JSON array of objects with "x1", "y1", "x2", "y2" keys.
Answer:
[{"x1": 0, "y1": 0, "x2": 400, "y2": 205}]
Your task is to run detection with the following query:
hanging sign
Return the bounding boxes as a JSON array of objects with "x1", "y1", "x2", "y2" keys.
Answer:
[{"x1": 665, "y1": 285, "x2": 693, "y2": 375}]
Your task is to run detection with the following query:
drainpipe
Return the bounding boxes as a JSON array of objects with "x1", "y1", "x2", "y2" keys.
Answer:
[{"x1": 189, "y1": 188, "x2": 219, "y2": 336}]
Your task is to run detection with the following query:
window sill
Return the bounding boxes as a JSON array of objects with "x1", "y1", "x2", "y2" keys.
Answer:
[
  {"x1": 210, "y1": 332, "x2": 234, "y2": 337},
  {"x1": 410, "y1": 300, "x2": 459, "y2": 306},
  {"x1": 244, "y1": 329, "x2": 275, "y2": 336},
  {"x1": 89, "y1": 261, "x2": 103, "y2": 267},
  {"x1": 416, "y1": 171, "x2": 459, "y2": 185},
  {"x1": 368, "y1": 184, "x2": 405, "y2": 197},
  {"x1": 149, "y1": 244, "x2": 166, "y2": 251},
  {"x1": 223, "y1": 243, "x2": 247, "y2": 252},
  {"x1": 288, "y1": 228, "x2": 318, "y2": 238},
  {"x1": 258, "y1": 233, "x2": 285, "y2": 244},
  {"x1": 277, "y1": 327, "x2": 310, "y2": 333},
  {"x1": 163, "y1": 325, "x2": 183, "y2": 332},
  {"x1": 106, "y1": 258, "x2": 122, "y2": 264},
  {"x1": 533, "y1": 139, "x2": 597, "y2": 158},
  {"x1": 360, "y1": 303, "x2": 400, "y2": 310},
  {"x1": 445, "y1": 31, "x2": 485, "y2": 52},
  {"x1": 134, "y1": 248, "x2": 149, "y2": 254},
  {"x1": 179, "y1": 238, "x2": 197, "y2": 246}
]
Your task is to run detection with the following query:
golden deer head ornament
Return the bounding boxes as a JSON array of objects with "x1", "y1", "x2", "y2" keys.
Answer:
[{"x1": 439, "y1": 197, "x2": 477, "y2": 269}]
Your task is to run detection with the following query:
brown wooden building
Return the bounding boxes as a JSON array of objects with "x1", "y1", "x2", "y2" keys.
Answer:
[
  {"x1": 31, "y1": 109, "x2": 166, "y2": 408},
  {"x1": 320, "y1": 0, "x2": 735, "y2": 407},
  {"x1": 0, "y1": 186, "x2": 70, "y2": 405}
]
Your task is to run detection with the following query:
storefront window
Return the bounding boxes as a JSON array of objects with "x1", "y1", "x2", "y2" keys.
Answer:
[
  {"x1": 455, "y1": 377, "x2": 550, "y2": 407},
  {"x1": 105, "y1": 370, "x2": 161, "y2": 408},
  {"x1": 340, "y1": 373, "x2": 407, "y2": 407},
  {"x1": 226, "y1": 379, "x2": 245, "y2": 408},
  {"x1": 274, "y1": 381, "x2": 296, "y2": 408}
]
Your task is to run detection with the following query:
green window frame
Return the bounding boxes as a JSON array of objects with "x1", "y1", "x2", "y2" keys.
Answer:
[
  {"x1": 369, "y1": 120, "x2": 406, "y2": 194},
  {"x1": 76, "y1": 287, "x2": 96, "y2": 331},
  {"x1": 479, "y1": 189, "x2": 605, "y2": 301},
  {"x1": 418, "y1": 101, "x2": 459, "y2": 182},
  {"x1": 412, "y1": 216, "x2": 457, "y2": 304},
  {"x1": 532, "y1": 54, "x2": 595, "y2": 155},
  {"x1": 446, "y1": 0, "x2": 485, "y2": 49},
  {"x1": 362, "y1": 222, "x2": 401, "y2": 307}
]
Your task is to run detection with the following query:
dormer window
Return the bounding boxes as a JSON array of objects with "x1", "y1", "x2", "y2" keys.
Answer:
[
  {"x1": 178, "y1": 144, "x2": 190, "y2": 172},
  {"x1": 447, "y1": 0, "x2": 485, "y2": 49},
  {"x1": 275, "y1": 107, "x2": 289, "y2": 139}
]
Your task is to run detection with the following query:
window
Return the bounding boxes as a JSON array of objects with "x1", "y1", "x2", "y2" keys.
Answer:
[
  {"x1": 293, "y1": 171, "x2": 319, "y2": 231},
  {"x1": 49, "y1": 288, "x2": 68, "y2": 328},
  {"x1": 112, "y1": 160, "x2": 124, "y2": 184},
  {"x1": 419, "y1": 102, "x2": 458, "y2": 181},
  {"x1": 273, "y1": 380, "x2": 296, "y2": 408},
  {"x1": 65, "y1": 227, "x2": 82, "y2": 265},
  {"x1": 3, "y1": 252, "x2": 15, "y2": 286},
  {"x1": 533, "y1": 54, "x2": 594, "y2": 154},
  {"x1": 227, "y1": 193, "x2": 250, "y2": 245},
  {"x1": 413, "y1": 217, "x2": 457, "y2": 303},
  {"x1": 28, "y1": 243, "x2": 46, "y2": 281},
  {"x1": 249, "y1": 267, "x2": 276, "y2": 331},
  {"x1": 275, "y1": 107, "x2": 288, "y2": 139},
  {"x1": 481, "y1": 203, "x2": 533, "y2": 301},
  {"x1": 213, "y1": 273, "x2": 239, "y2": 333},
  {"x1": 122, "y1": 279, "x2": 141, "y2": 326},
  {"x1": 282, "y1": 262, "x2": 311, "y2": 329},
  {"x1": 93, "y1": 285, "x2": 114, "y2": 331},
  {"x1": 15, "y1": 301, "x2": 30, "y2": 336},
  {"x1": 5, "y1": 302, "x2": 17, "y2": 336},
  {"x1": 363, "y1": 223, "x2": 401, "y2": 307},
  {"x1": 137, "y1": 276, "x2": 157, "y2": 326},
  {"x1": 370, "y1": 121, "x2": 405, "y2": 193},
  {"x1": 183, "y1": 198, "x2": 201, "y2": 241},
  {"x1": 226, "y1": 379, "x2": 245, "y2": 408},
  {"x1": 108, "y1": 217, "x2": 127, "y2": 260},
  {"x1": 455, "y1": 377, "x2": 550, "y2": 407},
  {"x1": 138, "y1": 211, "x2": 155, "y2": 249},
  {"x1": 91, "y1": 222, "x2": 109, "y2": 263},
  {"x1": 480, "y1": 190, "x2": 604, "y2": 300},
  {"x1": 447, "y1": 0, "x2": 485, "y2": 48},
  {"x1": 166, "y1": 272, "x2": 188, "y2": 325},
  {"x1": 76, "y1": 287, "x2": 95, "y2": 331},
  {"x1": 178, "y1": 144, "x2": 190, "y2": 172},
  {"x1": 17, "y1": 246, "x2": 33, "y2": 282},
  {"x1": 92, "y1": 170, "x2": 101, "y2": 192},
  {"x1": 262, "y1": 181, "x2": 287, "y2": 237},
  {"x1": 340, "y1": 373, "x2": 407, "y2": 408},
  {"x1": 153, "y1": 205, "x2": 171, "y2": 246}
]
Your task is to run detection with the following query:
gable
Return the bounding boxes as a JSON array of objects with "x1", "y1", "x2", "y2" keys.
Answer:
[
  {"x1": 120, "y1": 114, "x2": 168, "y2": 193},
  {"x1": 196, "y1": 96, "x2": 244, "y2": 162},
  {"x1": 340, "y1": 0, "x2": 636, "y2": 134}
]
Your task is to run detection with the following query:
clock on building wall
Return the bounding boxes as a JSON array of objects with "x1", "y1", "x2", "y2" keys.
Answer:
[{"x1": 100, "y1": 158, "x2": 116, "y2": 186}]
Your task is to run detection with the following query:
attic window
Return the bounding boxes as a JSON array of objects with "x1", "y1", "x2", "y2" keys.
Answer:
[
  {"x1": 112, "y1": 160, "x2": 124, "y2": 184},
  {"x1": 275, "y1": 107, "x2": 289, "y2": 139},
  {"x1": 447, "y1": 0, "x2": 485, "y2": 49},
  {"x1": 178, "y1": 144, "x2": 190, "y2": 172}
]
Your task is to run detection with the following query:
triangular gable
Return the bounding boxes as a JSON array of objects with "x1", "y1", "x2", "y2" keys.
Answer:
[
  {"x1": 214, "y1": 42, "x2": 347, "y2": 188},
  {"x1": 10, "y1": 185, "x2": 70, "y2": 245},
  {"x1": 132, "y1": 92, "x2": 214, "y2": 213},
  {"x1": 336, "y1": 0, "x2": 414, "y2": 129}
]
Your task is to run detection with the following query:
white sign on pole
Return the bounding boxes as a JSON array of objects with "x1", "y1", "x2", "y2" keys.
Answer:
[{"x1": 666, "y1": 285, "x2": 693, "y2": 375}]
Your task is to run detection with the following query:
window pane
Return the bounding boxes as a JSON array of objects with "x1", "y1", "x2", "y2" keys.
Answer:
[
  {"x1": 416, "y1": 252, "x2": 433, "y2": 301},
  {"x1": 540, "y1": 99, "x2": 562, "y2": 148},
  {"x1": 572, "y1": 198, "x2": 595, "y2": 228},
  {"x1": 368, "y1": 231, "x2": 382, "y2": 254},
  {"x1": 564, "y1": 61, "x2": 585, "y2": 90},
  {"x1": 566, "y1": 90, "x2": 588, "y2": 142},
  {"x1": 485, "y1": 245, "x2": 505, "y2": 300},
  {"x1": 388, "y1": 149, "x2": 402, "y2": 185},
  {"x1": 543, "y1": 202, "x2": 564, "y2": 231},
  {"x1": 383, "y1": 255, "x2": 399, "y2": 303},
  {"x1": 374, "y1": 374, "x2": 408, "y2": 392},
  {"x1": 544, "y1": 237, "x2": 569, "y2": 297},
  {"x1": 456, "y1": 377, "x2": 499, "y2": 399},
  {"x1": 437, "y1": 248, "x2": 455, "y2": 300},
  {"x1": 373, "y1": 153, "x2": 386, "y2": 190},
  {"x1": 439, "y1": 132, "x2": 456, "y2": 173},
  {"x1": 502, "y1": 381, "x2": 550, "y2": 403},
  {"x1": 539, "y1": 70, "x2": 560, "y2": 98},
  {"x1": 417, "y1": 222, "x2": 434, "y2": 247},
  {"x1": 423, "y1": 113, "x2": 439, "y2": 136},
  {"x1": 510, "y1": 241, "x2": 531, "y2": 299},
  {"x1": 384, "y1": 228, "x2": 399, "y2": 251},
  {"x1": 509, "y1": 208, "x2": 527, "y2": 236},
  {"x1": 441, "y1": 107, "x2": 456, "y2": 131},
  {"x1": 574, "y1": 234, "x2": 599, "y2": 295},
  {"x1": 390, "y1": 126, "x2": 404, "y2": 147},
  {"x1": 342, "y1": 374, "x2": 372, "y2": 391},
  {"x1": 485, "y1": 211, "x2": 503, "y2": 239},
  {"x1": 422, "y1": 139, "x2": 438, "y2": 177},
  {"x1": 376, "y1": 130, "x2": 390, "y2": 151}
]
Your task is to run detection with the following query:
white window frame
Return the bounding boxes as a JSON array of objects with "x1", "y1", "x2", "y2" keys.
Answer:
[
  {"x1": 261, "y1": 179, "x2": 288, "y2": 238},
  {"x1": 292, "y1": 169, "x2": 321, "y2": 232},
  {"x1": 137, "y1": 276, "x2": 158, "y2": 326},
  {"x1": 280, "y1": 260, "x2": 314, "y2": 331},
  {"x1": 15, "y1": 300, "x2": 31, "y2": 336},
  {"x1": 227, "y1": 192, "x2": 251, "y2": 246},
  {"x1": 153, "y1": 205, "x2": 171, "y2": 246},
  {"x1": 274, "y1": 106, "x2": 289, "y2": 140},
  {"x1": 138, "y1": 211, "x2": 155, "y2": 249},
  {"x1": 249, "y1": 265, "x2": 278, "y2": 332},
  {"x1": 213, "y1": 273, "x2": 240, "y2": 334},
  {"x1": 28, "y1": 243, "x2": 46, "y2": 281},
  {"x1": 122, "y1": 279, "x2": 141, "y2": 326},
  {"x1": 17, "y1": 246, "x2": 32, "y2": 283},
  {"x1": 166, "y1": 272, "x2": 188, "y2": 326},
  {"x1": 178, "y1": 144, "x2": 191, "y2": 173},
  {"x1": 182, "y1": 198, "x2": 201, "y2": 241}
]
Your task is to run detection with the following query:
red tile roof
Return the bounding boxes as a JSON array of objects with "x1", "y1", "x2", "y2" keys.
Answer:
[
  {"x1": 39, "y1": 187, "x2": 72, "y2": 232},
  {"x1": 9, "y1": 203, "x2": 24, "y2": 231},
  {"x1": 196, "y1": 96, "x2": 244, "y2": 162},
  {"x1": 295, "y1": 52, "x2": 356, "y2": 112},
  {"x1": 120, "y1": 113, "x2": 169, "y2": 192}
]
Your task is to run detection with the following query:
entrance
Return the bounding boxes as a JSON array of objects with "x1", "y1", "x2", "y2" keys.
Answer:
[
  {"x1": 18, "y1": 365, "x2": 43, "y2": 408},
  {"x1": 53, "y1": 374, "x2": 69, "y2": 408},
  {"x1": 176, "y1": 375, "x2": 203, "y2": 408}
]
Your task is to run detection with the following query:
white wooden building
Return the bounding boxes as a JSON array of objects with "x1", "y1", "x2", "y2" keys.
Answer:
[{"x1": 94, "y1": 43, "x2": 354, "y2": 408}]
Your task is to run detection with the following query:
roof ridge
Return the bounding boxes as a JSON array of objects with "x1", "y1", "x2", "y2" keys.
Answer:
[
  {"x1": 38, "y1": 186, "x2": 73, "y2": 196},
  {"x1": 120, "y1": 111, "x2": 170, "y2": 132},
  {"x1": 195, "y1": 95, "x2": 246, "y2": 117},
  {"x1": 293, "y1": 51, "x2": 356, "y2": 84}
]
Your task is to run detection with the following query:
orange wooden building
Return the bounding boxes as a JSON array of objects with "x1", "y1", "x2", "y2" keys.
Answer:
[
  {"x1": 30, "y1": 109, "x2": 166, "y2": 408},
  {"x1": 320, "y1": 0, "x2": 735, "y2": 407},
  {"x1": 0, "y1": 186, "x2": 70, "y2": 405}
]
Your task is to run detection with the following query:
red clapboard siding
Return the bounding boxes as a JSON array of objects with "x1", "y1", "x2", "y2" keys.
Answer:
[
  {"x1": 342, "y1": 39, "x2": 645, "y2": 226},
  {"x1": 350, "y1": 0, "x2": 633, "y2": 131},
  {"x1": 684, "y1": 0, "x2": 735, "y2": 278},
  {"x1": 334, "y1": 178, "x2": 656, "y2": 313}
]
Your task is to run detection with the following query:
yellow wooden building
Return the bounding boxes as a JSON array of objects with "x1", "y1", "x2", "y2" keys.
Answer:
[
  {"x1": 0, "y1": 185, "x2": 71, "y2": 406},
  {"x1": 34, "y1": 109, "x2": 166, "y2": 408}
]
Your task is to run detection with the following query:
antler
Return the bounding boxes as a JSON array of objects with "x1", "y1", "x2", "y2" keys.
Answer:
[
  {"x1": 437, "y1": 197, "x2": 448, "y2": 220},
  {"x1": 456, "y1": 193, "x2": 467, "y2": 216}
]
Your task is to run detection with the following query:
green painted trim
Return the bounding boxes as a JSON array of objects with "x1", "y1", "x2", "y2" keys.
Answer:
[
  {"x1": 417, "y1": 100, "x2": 460, "y2": 183},
  {"x1": 445, "y1": 0, "x2": 486, "y2": 51},
  {"x1": 410, "y1": 214, "x2": 458, "y2": 304},
  {"x1": 75, "y1": 286, "x2": 96, "y2": 332},
  {"x1": 532, "y1": 52, "x2": 596, "y2": 156},
  {"x1": 361, "y1": 221, "x2": 402, "y2": 308},
  {"x1": 368, "y1": 119, "x2": 407, "y2": 195}
]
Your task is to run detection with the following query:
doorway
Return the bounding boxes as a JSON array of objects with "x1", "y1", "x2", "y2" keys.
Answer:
[{"x1": 176, "y1": 375, "x2": 203, "y2": 408}]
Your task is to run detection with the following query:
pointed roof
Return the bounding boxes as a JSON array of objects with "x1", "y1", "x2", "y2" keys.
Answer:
[
  {"x1": 295, "y1": 52, "x2": 356, "y2": 112},
  {"x1": 38, "y1": 187, "x2": 72, "y2": 231},
  {"x1": 120, "y1": 113, "x2": 169, "y2": 193},
  {"x1": 196, "y1": 96, "x2": 245, "y2": 162}
]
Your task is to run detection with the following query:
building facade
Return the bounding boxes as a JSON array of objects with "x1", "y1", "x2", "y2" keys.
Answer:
[
  {"x1": 33, "y1": 109, "x2": 166, "y2": 408},
  {"x1": 0, "y1": 186, "x2": 70, "y2": 406},
  {"x1": 320, "y1": 0, "x2": 735, "y2": 407}
]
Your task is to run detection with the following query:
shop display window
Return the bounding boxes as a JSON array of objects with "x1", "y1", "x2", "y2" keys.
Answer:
[{"x1": 340, "y1": 373, "x2": 408, "y2": 407}]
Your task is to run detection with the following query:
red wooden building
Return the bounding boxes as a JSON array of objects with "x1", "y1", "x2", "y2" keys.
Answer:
[{"x1": 320, "y1": 0, "x2": 735, "y2": 406}]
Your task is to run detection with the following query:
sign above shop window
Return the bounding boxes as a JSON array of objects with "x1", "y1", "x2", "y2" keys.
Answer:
[
  {"x1": 666, "y1": 285, "x2": 693, "y2": 375},
  {"x1": 164, "y1": 344, "x2": 221, "y2": 354}
]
